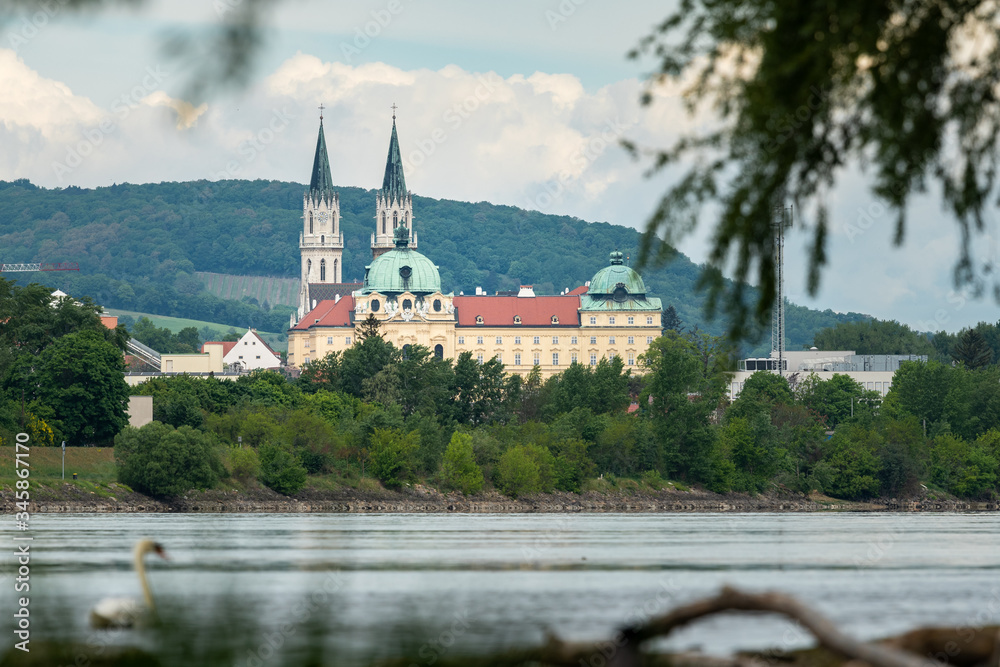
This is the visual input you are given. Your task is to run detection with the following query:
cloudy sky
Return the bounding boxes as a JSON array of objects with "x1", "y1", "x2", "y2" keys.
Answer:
[{"x1": 1, "y1": 0, "x2": 997, "y2": 332}]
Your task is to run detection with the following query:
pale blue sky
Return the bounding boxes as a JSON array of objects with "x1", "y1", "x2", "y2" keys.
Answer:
[{"x1": 1, "y1": 0, "x2": 997, "y2": 333}]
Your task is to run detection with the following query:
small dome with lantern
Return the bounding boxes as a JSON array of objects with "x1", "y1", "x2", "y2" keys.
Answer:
[{"x1": 580, "y1": 250, "x2": 661, "y2": 312}]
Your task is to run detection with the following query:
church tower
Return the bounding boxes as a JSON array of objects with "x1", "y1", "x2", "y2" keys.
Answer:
[
  {"x1": 297, "y1": 111, "x2": 344, "y2": 319},
  {"x1": 372, "y1": 110, "x2": 416, "y2": 259}
]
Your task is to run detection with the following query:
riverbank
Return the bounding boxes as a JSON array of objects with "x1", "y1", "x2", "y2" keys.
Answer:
[{"x1": 2, "y1": 480, "x2": 996, "y2": 513}]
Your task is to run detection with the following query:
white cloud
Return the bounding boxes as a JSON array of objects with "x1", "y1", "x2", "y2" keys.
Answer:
[
  {"x1": 0, "y1": 49, "x2": 103, "y2": 140},
  {"x1": 3, "y1": 47, "x2": 998, "y2": 332}
]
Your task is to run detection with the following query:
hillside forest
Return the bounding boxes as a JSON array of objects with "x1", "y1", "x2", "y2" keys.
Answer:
[
  {"x1": 2, "y1": 278, "x2": 999, "y2": 503},
  {"x1": 0, "y1": 178, "x2": 868, "y2": 354}
]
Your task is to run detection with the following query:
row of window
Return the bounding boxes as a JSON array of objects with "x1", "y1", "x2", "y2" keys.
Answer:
[
  {"x1": 304, "y1": 333, "x2": 660, "y2": 350},
  {"x1": 458, "y1": 335, "x2": 653, "y2": 346},
  {"x1": 587, "y1": 315, "x2": 654, "y2": 325},
  {"x1": 476, "y1": 352, "x2": 637, "y2": 366},
  {"x1": 304, "y1": 337, "x2": 353, "y2": 349},
  {"x1": 471, "y1": 315, "x2": 656, "y2": 326}
]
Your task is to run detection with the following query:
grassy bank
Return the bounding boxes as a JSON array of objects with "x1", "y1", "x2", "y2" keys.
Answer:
[{"x1": 0, "y1": 445, "x2": 115, "y2": 483}]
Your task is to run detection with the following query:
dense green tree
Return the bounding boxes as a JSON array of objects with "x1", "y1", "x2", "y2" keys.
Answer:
[
  {"x1": 17, "y1": 329, "x2": 130, "y2": 445},
  {"x1": 952, "y1": 328, "x2": 994, "y2": 369},
  {"x1": 927, "y1": 434, "x2": 998, "y2": 499},
  {"x1": 368, "y1": 428, "x2": 420, "y2": 489},
  {"x1": 885, "y1": 361, "x2": 955, "y2": 431},
  {"x1": 812, "y1": 319, "x2": 935, "y2": 357},
  {"x1": 439, "y1": 432, "x2": 485, "y2": 495},
  {"x1": 797, "y1": 373, "x2": 879, "y2": 429},
  {"x1": 820, "y1": 426, "x2": 884, "y2": 500},
  {"x1": 452, "y1": 353, "x2": 514, "y2": 425},
  {"x1": 662, "y1": 305, "x2": 684, "y2": 333},
  {"x1": 727, "y1": 371, "x2": 793, "y2": 422},
  {"x1": 340, "y1": 335, "x2": 401, "y2": 398},
  {"x1": 543, "y1": 357, "x2": 631, "y2": 418},
  {"x1": 115, "y1": 422, "x2": 223, "y2": 497},
  {"x1": 227, "y1": 445, "x2": 261, "y2": 481},
  {"x1": 496, "y1": 445, "x2": 542, "y2": 498},
  {"x1": 717, "y1": 415, "x2": 784, "y2": 494},
  {"x1": 640, "y1": 332, "x2": 721, "y2": 481},
  {"x1": 258, "y1": 442, "x2": 308, "y2": 495}
]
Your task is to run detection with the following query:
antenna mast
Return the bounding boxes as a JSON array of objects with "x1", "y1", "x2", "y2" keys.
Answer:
[{"x1": 772, "y1": 205, "x2": 792, "y2": 376}]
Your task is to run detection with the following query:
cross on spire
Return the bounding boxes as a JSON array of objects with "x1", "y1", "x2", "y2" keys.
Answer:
[
  {"x1": 391, "y1": 103, "x2": 398, "y2": 120},
  {"x1": 318, "y1": 103, "x2": 325, "y2": 121}
]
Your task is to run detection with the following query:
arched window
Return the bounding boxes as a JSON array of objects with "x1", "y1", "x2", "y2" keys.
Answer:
[
  {"x1": 393, "y1": 211, "x2": 398, "y2": 228},
  {"x1": 320, "y1": 259, "x2": 326, "y2": 281},
  {"x1": 404, "y1": 211, "x2": 409, "y2": 225},
  {"x1": 333, "y1": 259, "x2": 338, "y2": 282},
  {"x1": 434, "y1": 344, "x2": 443, "y2": 359},
  {"x1": 403, "y1": 299, "x2": 412, "y2": 311},
  {"x1": 403, "y1": 344, "x2": 411, "y2": 359},
  {"x1": 309, "y1": 212, "x2": 313, "y2": 234},
  {"x1": 382, "y1": 212, "x2": 386, "y2": 234},
  {"x1": 320, "y1": 234, "x2": 324, "y2": 245},
  {"x1": 307, "y1": 259, "x2": 312, "y2": 279}
]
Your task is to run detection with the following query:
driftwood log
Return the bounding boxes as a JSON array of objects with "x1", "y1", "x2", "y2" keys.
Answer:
[{"x1": 376, "y1": 586, "x2": 1000, "y2": 667}]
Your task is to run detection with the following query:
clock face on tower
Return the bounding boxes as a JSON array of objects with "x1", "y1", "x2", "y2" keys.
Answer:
[{"x1": 317, "y1": 211, "x2": 329, "y2": 225}]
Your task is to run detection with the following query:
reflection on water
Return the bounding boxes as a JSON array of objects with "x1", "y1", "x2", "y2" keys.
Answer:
[{"x1": 9, "y1": 513, "x2": 1000, "y2": 657}]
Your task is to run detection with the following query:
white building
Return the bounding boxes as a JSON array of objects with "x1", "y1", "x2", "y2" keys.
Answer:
[
  {"x1": 729, "y1": 349, "x2": 928, "y2": 400},
  {"x1": 203, "y1": 329, "x2": 281, "y2": 371}
]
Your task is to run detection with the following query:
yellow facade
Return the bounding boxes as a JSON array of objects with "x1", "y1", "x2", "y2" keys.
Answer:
[
  {"x1": 160, "y1": 344, "x2": 223, "y2": 374},
  {"x1": 288, "y1": 297, "x2": 662, "y2": 378}
]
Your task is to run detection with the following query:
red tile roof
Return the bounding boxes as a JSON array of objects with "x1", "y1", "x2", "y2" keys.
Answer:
[
  {"x1": 292, "y1": 296, "x2": 355, "y2": 330},
  {"x1": 201, "y1": 341, "x2": 238, "y2": 356},
  {"x1": 567, "y1": 285, "x2": 589, "y2": 296},
  {"x1": 453, "y1": 295, "x2": 580, "y2": 327}
]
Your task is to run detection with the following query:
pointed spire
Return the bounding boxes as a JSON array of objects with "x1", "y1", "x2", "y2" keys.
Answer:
[
  {"x1": 380, "y1": 110, "x2": 407, "y2": 204},
  {"x1": 309, "y1": 113, "x2": 335, "y2": 200}
]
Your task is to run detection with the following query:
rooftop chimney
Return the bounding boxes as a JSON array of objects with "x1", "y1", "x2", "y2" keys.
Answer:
[{"x1": 517, "y1": 285, "x2": 535, "y2": 298}]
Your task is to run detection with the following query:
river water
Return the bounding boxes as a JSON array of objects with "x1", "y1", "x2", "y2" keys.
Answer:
[{"x1": 7, "y1": 512, "x2": 1000, "y2": 661}]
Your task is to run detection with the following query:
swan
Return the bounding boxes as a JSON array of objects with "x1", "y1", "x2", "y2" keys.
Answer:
[{"x1": 89, "y1": 538, "x2": 168, "y2": 629}]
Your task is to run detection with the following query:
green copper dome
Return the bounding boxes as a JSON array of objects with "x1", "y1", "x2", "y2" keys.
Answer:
[
  {"x1": 580, "y1": 250, "x2": 661, "y2": 312},
  {"x1": 588, "y1": 251, "x2": 648, "y2": 296},
  {"x1": 362, "y1": 227, "x2": 441, "y2": 295}
]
